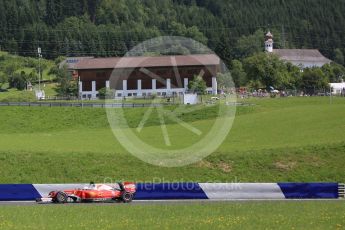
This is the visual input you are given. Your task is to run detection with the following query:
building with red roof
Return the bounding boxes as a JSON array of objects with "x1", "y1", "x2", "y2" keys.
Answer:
[{"x1": 74, "y1": 54, "x2": 220, "y2": 99}]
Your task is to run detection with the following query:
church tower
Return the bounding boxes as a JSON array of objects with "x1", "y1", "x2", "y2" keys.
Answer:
[{"x1": 265, "y1": 31, "x2": 274, "y2": 53}]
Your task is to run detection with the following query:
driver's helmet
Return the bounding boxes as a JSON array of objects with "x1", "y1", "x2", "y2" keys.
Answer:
[{"x1": 84, "y1": 182, "x2": 96, "y2": 189}]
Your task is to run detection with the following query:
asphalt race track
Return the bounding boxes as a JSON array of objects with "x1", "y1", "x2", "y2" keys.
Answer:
[{"x1": 0, "y1": 200, "x2": 343, "y2": 206}]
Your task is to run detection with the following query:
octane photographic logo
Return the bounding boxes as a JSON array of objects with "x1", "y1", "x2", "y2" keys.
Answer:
[{"x1": 106, "y1": 36, "x2": 236, "y2": 167}]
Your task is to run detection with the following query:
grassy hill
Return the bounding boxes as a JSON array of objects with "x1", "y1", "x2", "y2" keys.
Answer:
[
  {"x1": 0, "y1": 51, "x2": 56, "y2": 81},
  {"x1": 0, "y1": 97, "x2": 344, "y2": 183},
  {"x1": 0, "y1": 51, "x2": 59, "y2": 101}
]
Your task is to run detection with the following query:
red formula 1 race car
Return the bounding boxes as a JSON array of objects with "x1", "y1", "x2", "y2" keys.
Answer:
[{"x1": 36, "y1": 182, "x2": 136, "y2": 204}]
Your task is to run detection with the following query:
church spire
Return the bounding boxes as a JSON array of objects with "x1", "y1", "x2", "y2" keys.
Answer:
[{"x1": 265, "y1": 31, "x2": 274, "y2": 53}]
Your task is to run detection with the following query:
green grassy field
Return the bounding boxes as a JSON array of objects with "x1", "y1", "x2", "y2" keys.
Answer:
[
  {"x1": 0, "y1": 202, "x2": 344, "y2": 230},
  {"x1": 0, "y1": 97, "x2": 344, "y2": 183},
  {"x1": 0, "y1": 83, "x2": 59, "y2": 102},
  {"x1": 0, "y1": 97, "x2": 345, "y2": 229}
]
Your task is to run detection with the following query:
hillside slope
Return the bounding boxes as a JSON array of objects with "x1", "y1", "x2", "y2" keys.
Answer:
[{"x1": 0, "y1": 97, "x2": 344, "y2": 183}]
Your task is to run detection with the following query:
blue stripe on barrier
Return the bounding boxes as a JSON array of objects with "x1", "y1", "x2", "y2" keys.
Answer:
[
  {"x1": 0, "y1": 184, "x2": 41, "y2": 201},
  {"x1": 135, "y1": 183, "x2": 208, "y2": 200},
  {"x1": 278, "y1": 183, "x2": 339, "y2": 199}
]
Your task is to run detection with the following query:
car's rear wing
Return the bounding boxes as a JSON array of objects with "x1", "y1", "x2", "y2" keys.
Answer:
[{"x1": 339, "y1": 183, "x2": 345, "y2": 199}]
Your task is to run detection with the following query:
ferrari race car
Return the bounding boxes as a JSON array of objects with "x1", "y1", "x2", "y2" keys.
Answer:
[{"x1": 36, "y1": 182, "x2": 136, "y2": 204}]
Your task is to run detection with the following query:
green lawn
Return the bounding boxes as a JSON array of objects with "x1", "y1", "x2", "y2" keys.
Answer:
[
  {"x1": 0, "y1": 202, "x2": 344, "y2": 230},
  {"x1": 0, "y1": 83, "x2": 58, "y2": 102},
  {"x1": 0, "y1": 97, "x2": 345, "y2": 229},
  {"x1": 0, "y1": 88, "x2": 35, "y2": 102},
  {"x1": 0, "y1": 97, "x2": 344, "y2": 183}
]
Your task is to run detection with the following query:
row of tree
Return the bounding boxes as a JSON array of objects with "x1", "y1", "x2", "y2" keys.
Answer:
[
  {"x1": 1, "y1": 0, "x2": 345, "y2": 64},
  {"x1": 217, "y1": 52, "x2": 345, "y2": 95}
]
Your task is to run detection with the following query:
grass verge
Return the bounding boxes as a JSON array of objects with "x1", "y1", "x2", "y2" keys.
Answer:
[{"x1": 0, "y1": 202, "x2": 344, "y2": 230}]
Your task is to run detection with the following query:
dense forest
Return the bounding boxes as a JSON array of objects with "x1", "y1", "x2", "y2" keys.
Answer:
[
  {"x1": 0, "y1": 0, "x2": 344, "y2": 97},
  {"x1": 0, "y1": 0, "x2": 345, "y2": 63}
]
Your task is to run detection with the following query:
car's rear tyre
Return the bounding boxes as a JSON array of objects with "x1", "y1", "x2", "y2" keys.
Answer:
[
  {"x1": 122, "y1": 192, "x2": 133, "y2": 203},
  {"x1": 55, "y1": 191, "x2": 68, "y2": 203}
]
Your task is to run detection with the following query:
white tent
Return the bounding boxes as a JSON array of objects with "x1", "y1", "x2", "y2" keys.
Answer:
[{"x1": 329, "y1": 83, "x2": 345, "y2": 95}]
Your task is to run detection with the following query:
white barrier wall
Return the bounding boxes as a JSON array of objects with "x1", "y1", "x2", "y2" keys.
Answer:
[{"x1": 0, "y1": 183, "x2": 341, "y2": 201}]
